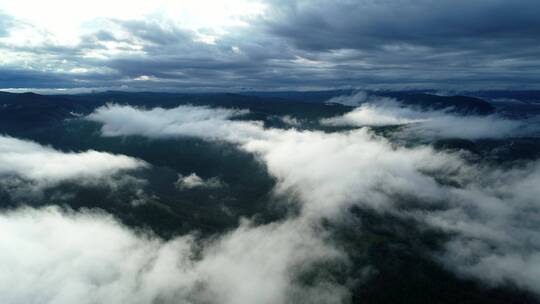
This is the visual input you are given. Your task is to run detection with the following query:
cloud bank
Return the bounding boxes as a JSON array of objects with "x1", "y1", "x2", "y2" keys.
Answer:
[
  {"x1": 3, "y1": 102, "x2": 540, "y2": 302},
  {"x1": 86, "y1": 103, "x2": 540, "y2": 297},
  {"x1": 87, "y1": 104, "x2": 266, "y2": 143},
  {"x1": 322, "y1": 94, "x2": 540, "y2": 139},
  {"x1": 0, "y1": 135, "x2": 145, "y2": 186},
  {"x1": 0, "y1": 115, "x2": 350, "y2": 303},
  {"x1": 0, "y1": 207, "x2": 346, "y2": 304}
]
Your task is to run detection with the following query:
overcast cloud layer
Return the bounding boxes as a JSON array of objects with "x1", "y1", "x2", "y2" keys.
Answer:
[{"x1": 0, "y1": 0, "x2": 539, "y2": 91}]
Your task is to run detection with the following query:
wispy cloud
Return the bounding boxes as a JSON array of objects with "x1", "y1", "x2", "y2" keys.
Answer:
[
  {"x1": 323, "y1": 93, "x2": 540, "y2": 139},
  {"x1": 0, "y1": 135, "x2": 145, "y2": 185}
]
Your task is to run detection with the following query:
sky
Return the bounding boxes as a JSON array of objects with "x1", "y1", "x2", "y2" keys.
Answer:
[{"x1": 0, "y1": 0, "x2": 539, "y2": 92}]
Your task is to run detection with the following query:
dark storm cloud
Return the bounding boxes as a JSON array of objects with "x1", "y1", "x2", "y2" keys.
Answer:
[
  {"x1": 253, "y1": 0, "x2": 540, "y2": 89},
  {"x1": 263, "y1": 0, "x2": 540, "y2": 51},
  {"x1": 1, "y1": 0, "x2": 540, "y2": 90}
]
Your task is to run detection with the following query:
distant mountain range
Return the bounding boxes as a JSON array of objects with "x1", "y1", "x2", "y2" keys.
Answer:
[{"x1": 0, "y1": 90, "x2": 506, "y2": 131}]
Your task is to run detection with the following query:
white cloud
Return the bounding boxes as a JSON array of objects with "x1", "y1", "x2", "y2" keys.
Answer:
[
  {"x1": 326, "y1": 91, "x2": 394, "y2": 107},
  {"x1": 243, "y1": 128, "x2": 454, "y2": 218},
  {"x1": 0, "y1": 207, "x2": 195, "y2": 304},
  {"x1": 415, "y1": 160, "x2": 540, "y2": 294},
  {"x1": 3, "y1": 103, "x2": 538, "y2": 301},
  {"x1": 0, "y1": 105, "x2": 355, "y2": 304},
  {"x1": 1, "y1": 111, "x2": 353, "y2": 303},
  {"x1": 86, "y1": 103, "x2": 540, "y2": 296},
  {"x1": 88, "y1": 104, "x2": 446, "y2": 217},
  {"x1": 176, "y1": 173, "x2": 224, "y2": 190},
  {"x1": 322, "y1": 99, "x2": 427, "y2": 126},
  {"x1": 441, "y1": 238, "x2": 540, "y2": 294},
  {"x1": 279, "y1": 115, "x2": 301, "y2": 126},
  {"x1": 322, "y1": 94, "x2": 540, "y2": 139},
  {"x1": 0, "y1": 207, "x2": 346, "y2": 304},
  {"x1": 86, "y1": 104, "x2": 267, "y2": 143},
  {"x1": 0, "y1": 135, "x2": 146, "y2": 187}
]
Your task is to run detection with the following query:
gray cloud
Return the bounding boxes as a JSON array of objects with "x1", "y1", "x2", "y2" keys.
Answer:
[
  {"x1": 264, "y1": 0, "x2": 540, "y2": 51},
  {"x1": 1, "y1": 1, "x2": 539, "y2": 90}
]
